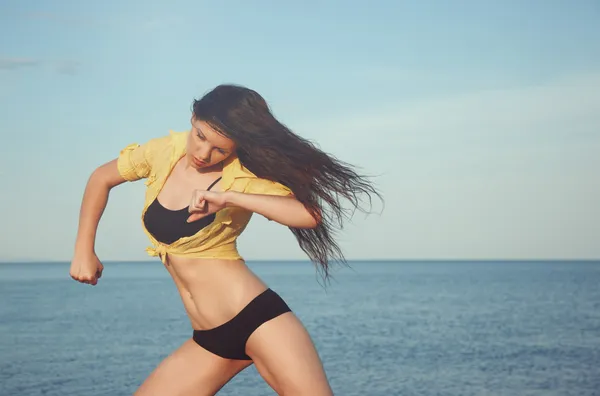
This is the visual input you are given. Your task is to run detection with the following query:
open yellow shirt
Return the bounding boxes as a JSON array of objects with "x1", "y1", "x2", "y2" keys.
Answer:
[{"x1": 117, "y1": 131, "x2": 293, "y2": 263}]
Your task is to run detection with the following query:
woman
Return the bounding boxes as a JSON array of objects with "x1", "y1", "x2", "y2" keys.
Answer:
[{"x1": 69, "y1": 84, "x2": 381, "y2": 395}]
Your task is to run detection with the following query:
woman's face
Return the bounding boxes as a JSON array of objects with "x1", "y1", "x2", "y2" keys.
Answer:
[{"x1": 186, "y1": 116, "x2": 236, "y2": 170}]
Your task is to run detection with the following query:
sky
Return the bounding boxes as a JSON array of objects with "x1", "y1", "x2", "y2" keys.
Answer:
[{"x1": 1, "y1": 0, "x2": 599, "y2": 262}]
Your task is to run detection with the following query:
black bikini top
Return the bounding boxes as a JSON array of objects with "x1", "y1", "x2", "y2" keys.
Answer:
[{"x1": 143, "y1": 177, "x2": 222, "y2": 245}]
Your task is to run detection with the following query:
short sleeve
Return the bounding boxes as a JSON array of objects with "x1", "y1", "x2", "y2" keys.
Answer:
[
  {"x1": 243, "y1": 178, "x2": 294, "y2": 197},
  {"x1": 116, "y1": 135, "x2": 170, "y2": 181},
  {"x1": 117, "y1": 143, "x2": 152, "y2": 181}
]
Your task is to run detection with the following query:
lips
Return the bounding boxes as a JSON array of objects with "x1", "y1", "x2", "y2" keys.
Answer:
[{"x1": 193, "y1": 157, "x2": 207, "y2": 166}]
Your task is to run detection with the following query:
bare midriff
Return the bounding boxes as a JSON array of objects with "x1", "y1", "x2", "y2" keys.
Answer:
[{"x1": 161, "y1": 255, "x2": 268, "y2": 331}]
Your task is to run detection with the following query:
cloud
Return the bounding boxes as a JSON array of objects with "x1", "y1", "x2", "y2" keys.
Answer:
[
  {"x1": 0, "y1": 58, "x2": 41, "y2": 70},
  {"x1": 0, "y1": 56, "x2": 82, "y2": 75},
  {"x1": 302, "y1": 71, "x2": 600, "y2": 157},
  {"x1": 55, "y1": 60, "x2": 80, "y2": 76},
  {"x1": 25, "y1": 11, "x2": 104, "y2": 28},
  {"x1": 289, "y1": 71, "x2": 600, "y2": 260},
  {"x1": 24, "y1": 11, "x2": 182, "y2": 33}
]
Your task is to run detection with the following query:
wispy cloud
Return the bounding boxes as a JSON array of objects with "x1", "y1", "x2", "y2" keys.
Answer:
[
  {"x1": 0, "y1": 56, "x2": 82, "y2": 75},
  {"x1": 306, "y1": 71, "x2": 600, "y2": 152},
  {"x1": 25, "y1": 11, "x2": 104, "y2": 28},
  {"x1": 0, "y1": 58, "x2": 41, "y2": 70},
  {"x1": 289, "y1": 70, "x2": 600, "y2": 195},
  {"x1": 294, "y1": 72, "x2": 600, "y2": 260},
  {"x1": 55, "y1": 60, "x2": 80, "y2": 76},
  {"x1": 24, "y1": 10, "x2": 182, "y2": 33}
]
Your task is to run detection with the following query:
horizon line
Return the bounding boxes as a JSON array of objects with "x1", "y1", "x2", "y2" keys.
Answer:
[{"x1": 1, "y1": 258, "x2": 599, "y2": 264}]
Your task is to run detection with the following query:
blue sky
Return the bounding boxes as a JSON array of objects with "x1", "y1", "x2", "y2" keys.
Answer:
[{"x1": 1, "y1": 0, "x2": 599, "y2": 262}]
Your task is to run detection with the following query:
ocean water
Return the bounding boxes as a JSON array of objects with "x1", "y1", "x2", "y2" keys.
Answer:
[{"x1": 0, "y1": 260, "x2": 599, "y2": 396}]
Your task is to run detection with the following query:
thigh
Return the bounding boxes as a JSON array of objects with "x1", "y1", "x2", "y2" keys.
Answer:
[
  {"x1": 135, "y1": 338, "x2": 252, "y2": 396},
  {"x1": 245, "y1": 312, "x2": 333, "y2": 396}
]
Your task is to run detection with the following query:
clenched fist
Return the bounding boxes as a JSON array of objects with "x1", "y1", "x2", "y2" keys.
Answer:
[
  {"x1": 187, "y1": 190, "x2": 228, "y2": 223},
  {"x1": 70, "y1": 251, "x2": 104, "y2": 286}
]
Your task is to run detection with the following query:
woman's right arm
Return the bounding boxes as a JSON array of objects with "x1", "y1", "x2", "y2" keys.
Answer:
[
  {"x1": 70, "y1": 135, "x2": 165, "y2": 285},
  {"x1": 70, "y1": 159, "x2": 127, "y2": 285},
  {"x1": 74, "y1": 159, "x2": 127, "y2": 254}
]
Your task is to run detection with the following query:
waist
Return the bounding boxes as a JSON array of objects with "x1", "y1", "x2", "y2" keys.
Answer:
[{"x1": 165, "y1": 255, "x2": 268, "y2": 329}]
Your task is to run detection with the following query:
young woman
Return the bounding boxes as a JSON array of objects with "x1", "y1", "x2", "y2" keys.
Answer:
[{"x1": 69, "y1": 84, "x2": 381, "y2": 395}]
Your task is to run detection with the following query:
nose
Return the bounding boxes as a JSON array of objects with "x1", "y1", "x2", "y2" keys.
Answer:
[{"x1": 198, "y1": 145, "x2": 211, "y2": 162}]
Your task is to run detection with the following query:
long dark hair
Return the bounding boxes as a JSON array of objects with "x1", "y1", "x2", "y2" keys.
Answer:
[{"x1": 192, "y1": 84, "x2": 383, "y2": 281}]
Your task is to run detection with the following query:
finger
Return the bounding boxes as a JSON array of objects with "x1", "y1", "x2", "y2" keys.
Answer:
[
  {"x1": 77, "y1": 269, "x2": 88, "y2": 283},
  {"x1": 190, "y1": 202, "x2": 207, "y2": 214},
  {"x1": 186, "y1": 214, "x2": 197, "y2": 223},
  {"x1": 72, "y1": 267, "x2": 81, "y2": 281},
  {"x1": 190, "y1": 191, "x2": 205, "y2": 211},
  {"x1": 186, "y1": 213, "x2": 205, "y2": 223}
]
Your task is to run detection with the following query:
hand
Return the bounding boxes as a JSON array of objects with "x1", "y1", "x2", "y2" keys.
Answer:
[
  {"x1": 187, "y1": 190, "x2": 227, "y2": 223},
  {"x1": 69, "y1": 251, "x2": 104, "y2": 286}
]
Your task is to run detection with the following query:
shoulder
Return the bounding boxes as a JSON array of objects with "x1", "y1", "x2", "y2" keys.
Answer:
[{"x1": 117, "y1": 130, "x2": 189, "y2": 181}]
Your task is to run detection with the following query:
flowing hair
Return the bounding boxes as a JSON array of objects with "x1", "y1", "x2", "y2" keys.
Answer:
[{"x1": 192, "y1": 84, "x2": 383, "y2": 281}]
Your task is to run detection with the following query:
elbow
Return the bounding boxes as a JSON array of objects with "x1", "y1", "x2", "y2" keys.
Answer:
[
  {"x1": 275, "y1": 215, "x2": 318, "y2": 229},
  {"x1": 308, "y1": 219, "x2": 319, "y2": 229},
  {"x1": 297, "y1": 219, "x2": 318, "y2": 229},
  {"x1": 298, "y1": 211, "x2": 320, "y2": 229},
  {"x1": 277, "y1": 211, "x2": 318, "y2": 229},
  {"x1": 295, "y1": 222, "x2": 318, "y2": 230},
  {"x1": 309, "y1": 208, "x2": 323, "y2": 229},
  {"x1": 274, "y1": 200, "x2": 321, "y2": 229}
]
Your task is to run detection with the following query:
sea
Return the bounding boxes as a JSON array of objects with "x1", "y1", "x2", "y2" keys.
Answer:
[{"x1": 0, "y1": 260, "x2": 599, "y2": 396}]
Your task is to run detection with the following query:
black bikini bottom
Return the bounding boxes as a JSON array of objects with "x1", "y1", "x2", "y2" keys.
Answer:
[{"x1": 192, "y1": 288, "x2": 291, "y2": 360}]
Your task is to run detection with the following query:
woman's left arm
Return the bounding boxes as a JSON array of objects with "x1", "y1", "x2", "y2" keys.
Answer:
[
  {"x1": 186, "y1": 190, "x2": 319, "y2": 229},
  {"x1": 225, "y1": 191, "x2": 318, "y2": 228}
]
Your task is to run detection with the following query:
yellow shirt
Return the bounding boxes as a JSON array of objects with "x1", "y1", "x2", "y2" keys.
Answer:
[{"x1": 117, "y1": 130, "x2": 293, "y2": 263}]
